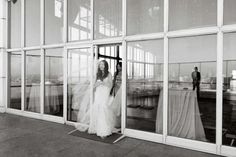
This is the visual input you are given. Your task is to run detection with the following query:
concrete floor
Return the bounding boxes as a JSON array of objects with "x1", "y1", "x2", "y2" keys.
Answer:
[{"x1": 0, "y1": 113, "x2": 222, "y2": 157}]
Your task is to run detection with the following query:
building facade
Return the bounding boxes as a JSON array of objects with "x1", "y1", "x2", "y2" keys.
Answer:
[{"x1": 1, "y1": 0, "x2": 236, "y2": 156}]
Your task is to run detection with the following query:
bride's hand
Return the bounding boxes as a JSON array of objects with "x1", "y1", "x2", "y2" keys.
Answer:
[{"x1": 94, "y1": 80, "x2": 102, "y2": 88}]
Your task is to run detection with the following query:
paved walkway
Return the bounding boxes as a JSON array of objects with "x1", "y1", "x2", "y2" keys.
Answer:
[{"x1": 0, "y1": 113, "x2": 221, "y2": 157}]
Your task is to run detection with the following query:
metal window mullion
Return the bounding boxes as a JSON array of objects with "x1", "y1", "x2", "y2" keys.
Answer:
[
  {"x1": 122, "y1": 0, "x2": 126, "y2": 37},
  {"x1": 63, "y1": 0, "x2": 67, "y2": 43},
  {"x1": 63, "y1": 46, "x2": 68, "y2": 122},
  {"x1": 216, "y1": 0, "x2": 224, "y2": 154},
  {"x1": 6, "y1": 52, "x2": 9, "y2": 112},
  {"x1": 40, "y1": 49, "x2": 44, "y2": 114},
  {"x1": 6, "y1": 1, "x2": 10, "y2": 111},
  {"x1": 21, "y1": 51, "x2": 25, "y2": 111},
  {"x1": 40, "y1": 0, "x2": 44, "y2": 115},
  {"x1": 163, "y1": 0, "x2": 169, "y2": 143},
  {"x1": 91, "y1": 0, "x2": 94, "y2": 40},
  {"x1": 90, "y1": 45, "x2": 97, "y2": 116},
  {"x1": 21, "y1": 0, "x2": 25, "y2": 111},
  {"x1": 121, "y1": 40, "x2": 127, "y2": 133},
  {"x1": 21, "y1": 0, "x2": 24, "y2": 48},
  {"x1": 40, "y1": 0, "x2": 44, "y2": 46},
  {"x1": 6, "y1": 1, "x2": 10, "y2": 49}
]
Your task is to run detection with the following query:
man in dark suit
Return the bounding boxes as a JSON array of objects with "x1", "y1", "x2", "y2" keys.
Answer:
[{"x1": 192, "y1": 67, "x2": 201, "y2": 99}]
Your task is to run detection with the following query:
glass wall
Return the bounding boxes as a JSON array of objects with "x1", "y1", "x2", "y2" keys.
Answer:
[
  {"x1": 25, "y1": 0, "x2": 40, "y2": 46},
  {"x1": 25, "y1": 50, "x2": 41, "y2": 113},
  {"x1": 67, "y1": 48, "x2": 91, "y2": 121},
  {"x1": 169, "y1": 0, "x2": 217, "y2": 30},
  {"x1": 127, "y1": 0, "x2": 164, "y2": 35},
  {"x1": 168, "y1": 35, "x2": 217, "y2": 142},
  {"x1": 224, "y1": 0, "x2": 236, "y2": 25},
  {"x1": 10, "y1": 0, "x2": 21, "y2": 48},
  {"x1": 45, "y1": 0, "x2": 64, "y2": 44},
  {"x1": 6, "y1": 0, "x2": 236, "y2": 155},
  {"x1": 222, "y1": 33, "x2": 236, "y2": 147},
  {"x1": 8, "y1": 52, "x2": 21, "y2": 110},
  {"x1": 94, "y1": 0, "x2": 122, "y2": 39},
  {"x1": 45, "y1": 48, "x2": 63, "y2": 116},
  {"x1": 126, "y1": 40, "x2": 163, "y2": 133},
  {"x1": 68, "y1": 0, "x2": 91, "y2": 41}
]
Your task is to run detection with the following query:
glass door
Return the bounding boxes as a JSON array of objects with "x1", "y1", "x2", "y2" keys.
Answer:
[
  {"x1": 97, "y1": 44, "x2": 122, "y2": 131},
  {"x1": 67, "y1": 48, "x2": 92, "y2": 123}
]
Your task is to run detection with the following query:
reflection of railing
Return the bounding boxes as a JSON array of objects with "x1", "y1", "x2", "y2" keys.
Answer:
[{"x1": 11, "y1": 83, "x2": 63, "y2": 88}]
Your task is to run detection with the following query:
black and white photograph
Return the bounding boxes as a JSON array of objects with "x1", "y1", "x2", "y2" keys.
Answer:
[{"x1": 0, "y1": 0, "x2": 236, "y2": 156}]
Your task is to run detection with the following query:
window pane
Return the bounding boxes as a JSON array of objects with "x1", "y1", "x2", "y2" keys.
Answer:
[
  {"x1": 10, "y1": 0, "x2": 21, "y2": 48},
  {"x1": 169, "y1": 0, "x2": 217, "y2": 31},
  {"x1": 94, "y1": 0, "x2": 122, "y2": 39},
  {"x1": 223, "y1": 33, "x2": 236, "y2": 147},
  {"x1": 168, "y1": 35, "x2": 217, "y2": 143},
  {"x1": 25, "y1": 0, "x2": 40, "y2": 46},
  {"x1": 45, "y1": 48, "x2": 63, "y2": 116},
  {"x1": 68, "y1": 0, "x2": 91, "y2": 41},
  {"x1": 67, "y1": 48, "x2": 91, "y2": 122},
  {"x1": 127, "y1": 0, "x2": 164, "y2": 35},
  {"x1": 127, "y1": 40, "x2": 164, "y2": 133},
  {"x1": 25, "y1": 50, "x2": 41, "y2": 113},
  {"x1": 9, "y1": 52, "x2": 21, "y2": 110},
  {"x1": 45, "y1": 0, "x2": 64, "y2": 44},
  {"x1": 224, "y1": 0, "x2": 236, "y2": 25}
]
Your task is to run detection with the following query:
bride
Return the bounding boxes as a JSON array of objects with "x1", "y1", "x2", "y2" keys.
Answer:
[{"x1": 75, "y1": 60, "x2": 115, "y2": 138}]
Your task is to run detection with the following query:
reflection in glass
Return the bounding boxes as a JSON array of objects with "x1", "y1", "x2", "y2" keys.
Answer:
[
  {"x1": 127, "y1": 0, "x2": 164, "y2": 35},
  {"x1": 223, "y1": 33, "x2": 236, "y2": 147},
  {"x1": 168, "y1": 35, "x2": 217, "y2": 143},
  {"x1": 169, "y1": 0, "x2": 216, "y2": 31},
  {"x1": 45, "y1": 49, "x2": 63, "y2": 116},
  {"x1": 67, "y1": 48, "x2": 91, "y2": 121},
  {"x1": 126, "y1": 40, "x2": 163, "y2": 133},
  {"x1": 98, "y1": 45, "x2": 121, "y2": 75},
  {"x1": 25, "y1": 50, "x2": 41, "y2": 113},
  {"x1": 10, "y1": 0, "x2": 21, "y2": 48},
  {"x1": 45, "y1": 0, "x2": 64, "y2": 44},
  {"x1": 25, "y1": 0, "x2": 40, "y2": 46},
  {"x1": 224, "y1": 0, "x2": 236, "y2": 25},
  {"x1": 9, "y1": 52, "x2": 21, "y2": 110},
  {"x1": 68, "y1": 0, "x2": 91, "y2": 41},
  {"x1": 94, "y1": 0, "x2": 122, "y2": 39}
]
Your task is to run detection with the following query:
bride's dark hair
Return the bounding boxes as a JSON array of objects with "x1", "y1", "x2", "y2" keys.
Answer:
[{"x1": 96, "y1": 60, "x2": 109, "y2": 81}]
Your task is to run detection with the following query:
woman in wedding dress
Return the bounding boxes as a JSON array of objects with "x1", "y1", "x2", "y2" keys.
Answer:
[{"x1": 88, "y1": 60, "x2": 115, "y2": 137}]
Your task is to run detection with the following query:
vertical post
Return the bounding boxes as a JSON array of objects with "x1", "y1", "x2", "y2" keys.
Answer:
[
  {"x1": 40, "y1": 0, "x2": 44, "y2": 114},
  {"x1": 216, "y1": 0, "x2": 224, "y2": 154},
  {"x1": 63, "y1": 0, "x2": 68, "y2": 122},
  {"x1": 121, "y1": 40, "x2": 127, "y2": 133},
  {"x1": 163, "y1": 0, "x2": 169, "y2": 143},
  {"x1": 121, "y1": 0, "x2": 126, "y2": 134},
  {"x1": 63, "y1": 46, "x2": 68, "y2": 122},
  {"x1": 0, "y1": 0, "x2": 7, "y2": 113}
]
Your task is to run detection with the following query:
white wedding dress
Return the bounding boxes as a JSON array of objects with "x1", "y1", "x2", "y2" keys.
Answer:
[{"x1": 88, "y1": 72, "x2": 115, "y2": 137}]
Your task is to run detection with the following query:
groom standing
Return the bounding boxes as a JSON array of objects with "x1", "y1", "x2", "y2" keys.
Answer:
[{"x1": 192, "y1": 66, "x2": 201, "y2": 99}]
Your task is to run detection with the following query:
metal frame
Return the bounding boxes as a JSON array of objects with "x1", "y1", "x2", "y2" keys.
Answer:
[{"x1": 4, "y1": 0, "x2": 236, "y2": 156}]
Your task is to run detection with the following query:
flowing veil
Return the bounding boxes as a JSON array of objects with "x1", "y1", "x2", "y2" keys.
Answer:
[{"x1": 73, "y1": 82, "x2": 91, "y2": 131}]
